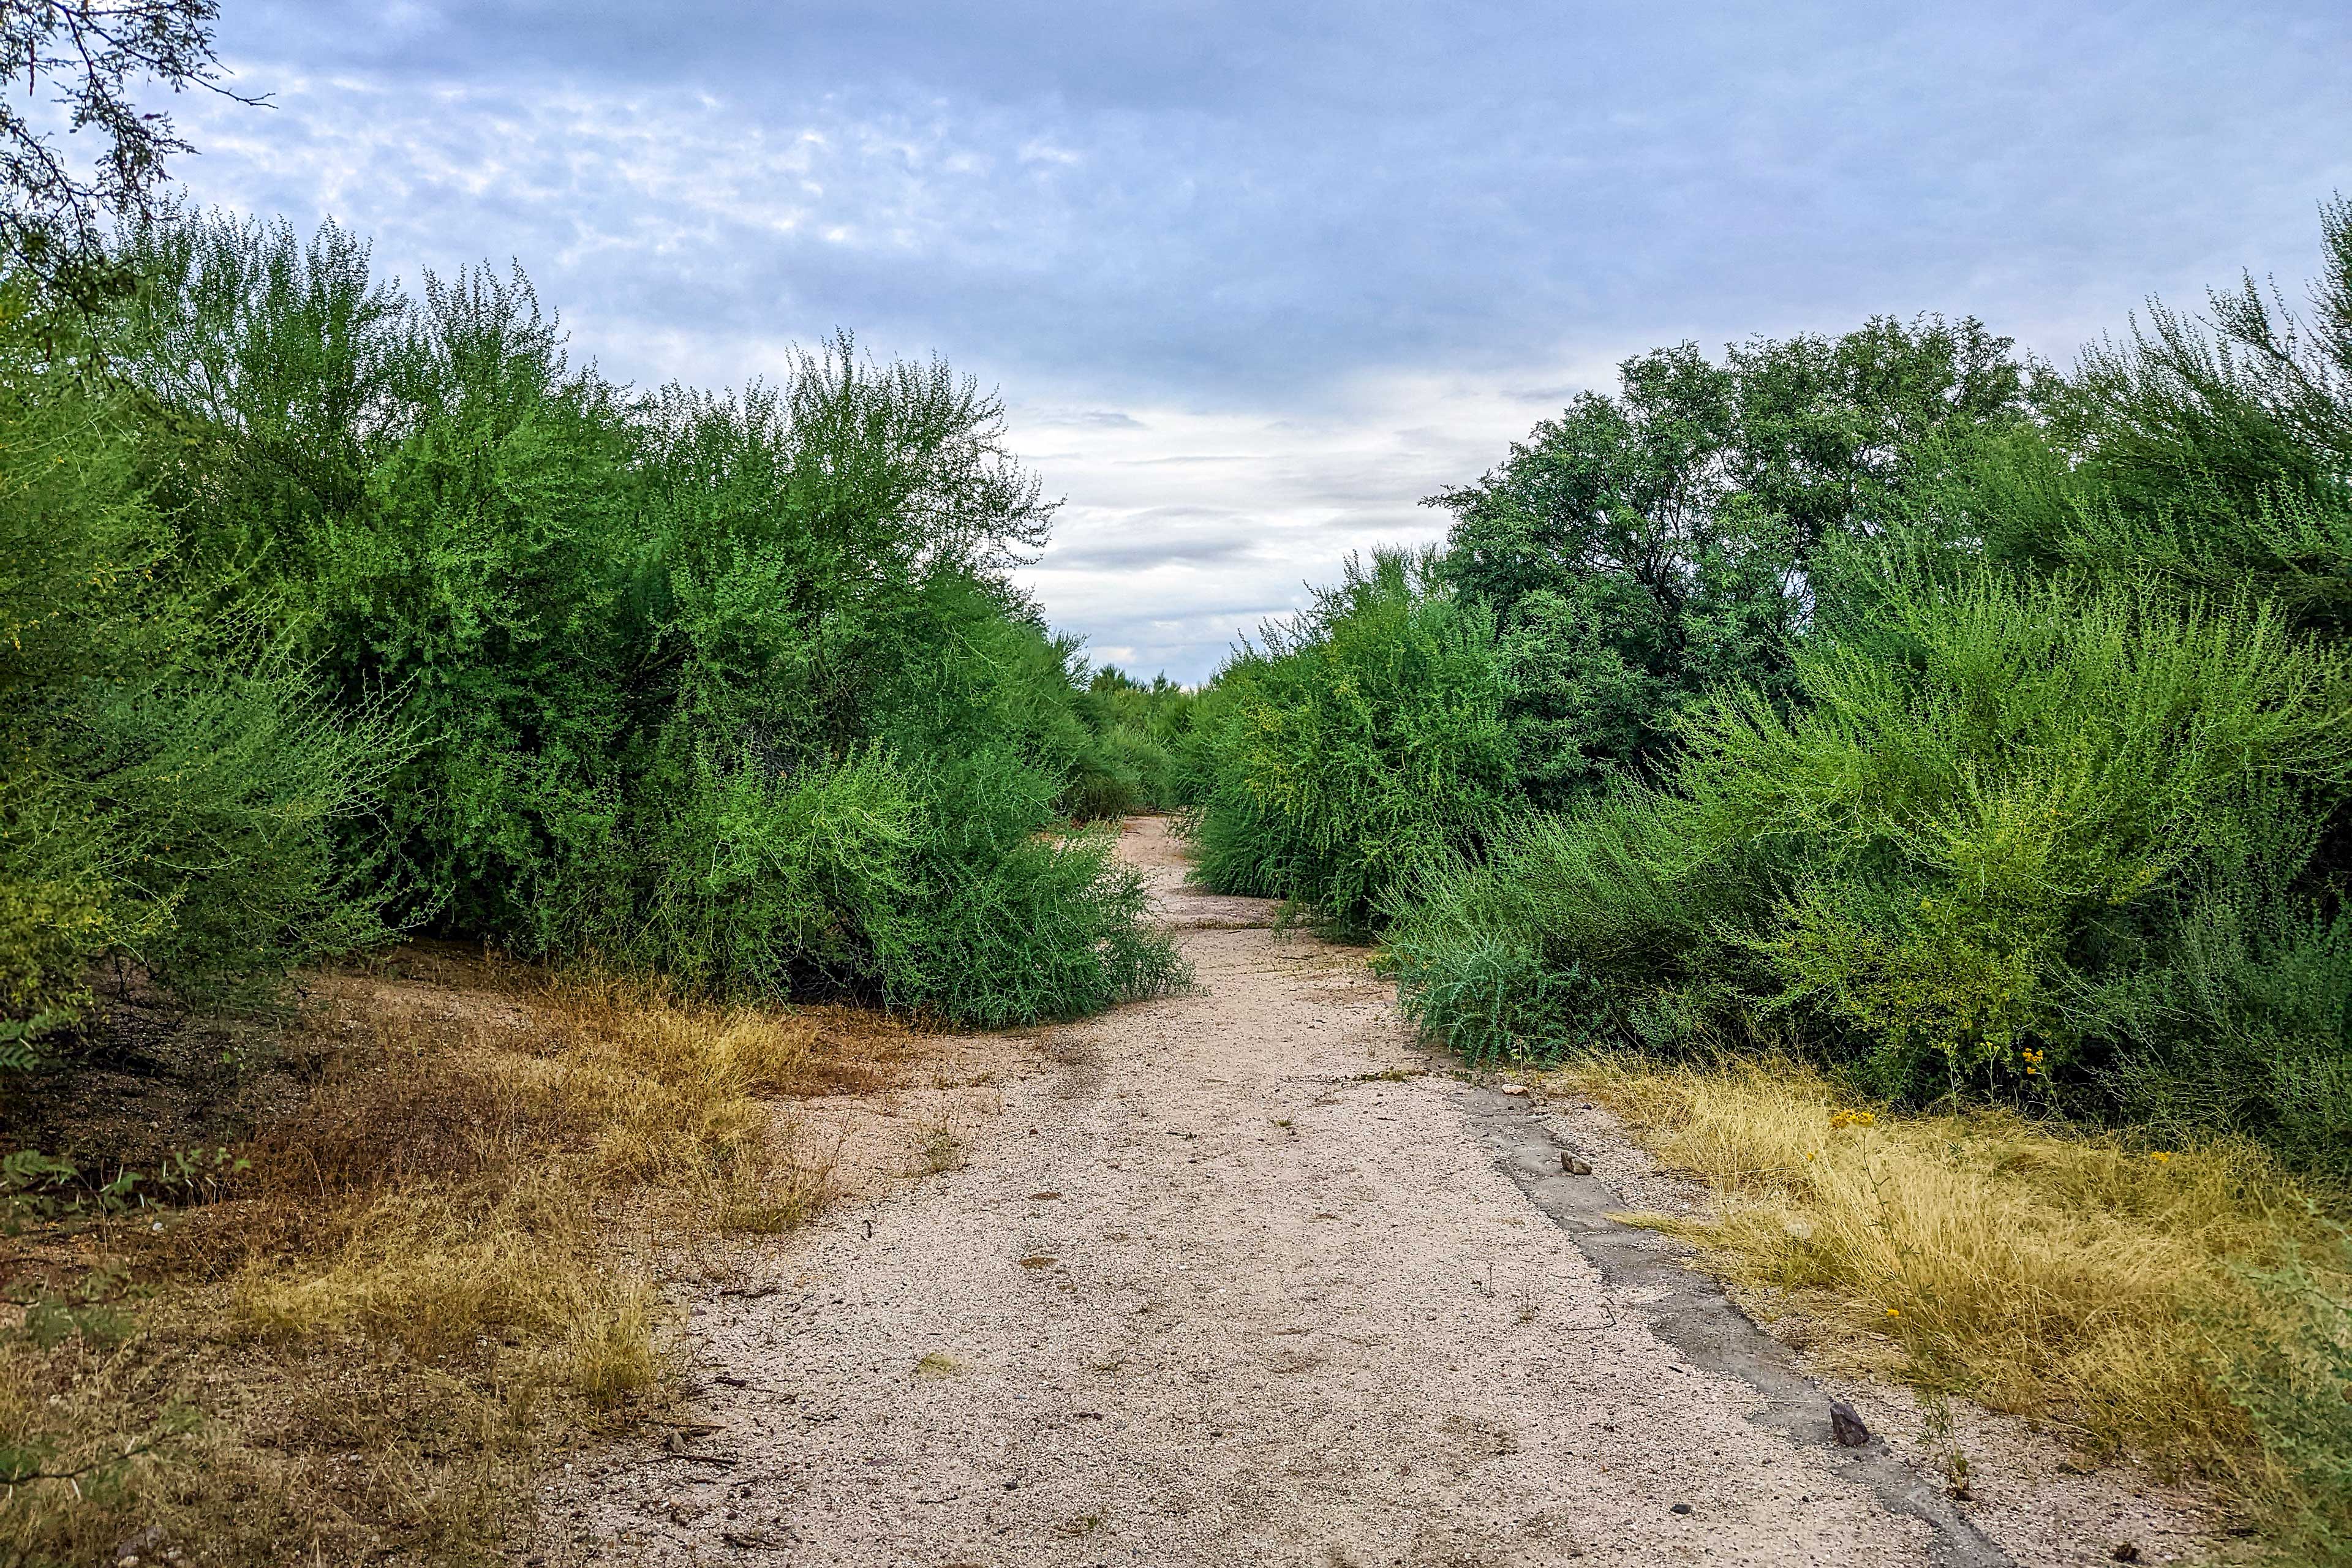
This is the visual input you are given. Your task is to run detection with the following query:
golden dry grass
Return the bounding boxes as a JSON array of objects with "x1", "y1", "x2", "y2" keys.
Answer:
[
  {"x1": 0, "y1": 957, "x2": 911, "y2": 1567},
  {"x1": 1548, "y1": 1057, "x2": 2352, "y2": 1557}
]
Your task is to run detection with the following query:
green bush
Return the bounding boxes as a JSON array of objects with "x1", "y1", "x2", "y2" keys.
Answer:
[
  {"x1": 1713, "y1": 574, "x2": 2347, "y2": 1093},
  {"x1": 1344, "y1": 204, "x2": 2344, "y2": 1179},
  {"x1": 2070, "y1": 865, "x2": 2352, "y2": 1175},
  {"x1": 587, "y1": 745, "x2": 922, "y2": 997},
  {"x1": 1072, "y1": 665, "x2": 1195, "y2": 813},
  {"x1": 1391, "y1": 567, "x2": 2352, "y2": 1165},
  {"x1": 2224, "y1": 1234, "x2": 2352, "y2": 1562},
  {"x1": 1186, "y1": 549, "x2": 1515, "y2": 935},
  {"x1": 74, "y1": 211, "x2": 1187, "y2": 1030},
  {"x1": 1059, "y1": 744, "x2": 1146, "y2": 824},
  {"x1": 884, "y1": 748, "x2": 1188, "y2": 1023},
  {"x1": 1988, "y1": 197, "x2": 2352, "y2": 635},
  {"x1": 1383, "y1": 791, "x2": 1755, "y2": 1063},
  {"x1": 0, "y1": 281, "x2": 396, "y2": 1060}
]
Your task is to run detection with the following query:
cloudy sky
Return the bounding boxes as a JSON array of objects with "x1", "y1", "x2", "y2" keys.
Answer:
[{"x1": 167, "y1": 1, "x2": 2351, "y2": 682}]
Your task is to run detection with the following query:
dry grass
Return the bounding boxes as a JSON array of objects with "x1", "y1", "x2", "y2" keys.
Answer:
[
  {"x1": 1550, "y1": 1057, "x2": 2352, "y2": 1559},
  {"x1": 908, "y1": 1118, "x2": 967, "y2": 1177},
  {"x1": 0, "y1": 956, "x2": 911, "y2": 1567}
]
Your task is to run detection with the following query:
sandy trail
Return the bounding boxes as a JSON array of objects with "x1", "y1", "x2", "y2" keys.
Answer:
[{"x1": 538, "y1": 818, "x2": 2201, "y2": 1567}]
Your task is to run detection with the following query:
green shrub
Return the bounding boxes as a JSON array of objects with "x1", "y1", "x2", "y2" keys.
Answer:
[
  {"x1": 884, "y1": 748, "x2": 1188, "y2": 1023},
  {"x1": 1384, "y1": 794, "x2": 1754, "y2": 1062},
  {"x1": 586, "y1": 745, "x2": 923, "y2": 997},
  {"x1": 104, "y1": 212, "x2": 1182, "y2": 1028},
  {"x1": 1992, "y1": 196, "x2": 2352, "y2": 635},
  {"x1": 1724, "y1": 573, "x2": 2345, "y2": 1089},
  {"x1": 1073, "y1": 666, "x2": 1195, "y2": 812},
  {"x1": 1059, "y1": 742, "x2": 1146, "y2": 823},
  {"x1": 1186, "y1": 549, "x2": 1515, "y2": 935},
  {"x1": 1378, "y1": 203, "x2": 2352, "y2": 1180},
  {"x1": 2072, "y1": 873, "x2": 2352, "y2": 1177},
  {"x1": 2223, "y1": 1234, "x2": 2352, "y2": 1562},
  {"x1": 0, "y1": 281, "x2": 395, "y2": 1058},
  {"x1": 1391, "y1": 568, "x2": 2352, "y2": 1162}
]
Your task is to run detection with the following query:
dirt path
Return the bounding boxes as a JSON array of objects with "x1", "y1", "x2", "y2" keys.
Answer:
[{"x1": 538, "y1": 819, "x2": 2203, "y2": 1568}]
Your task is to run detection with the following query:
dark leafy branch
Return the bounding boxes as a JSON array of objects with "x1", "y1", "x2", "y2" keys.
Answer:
[{"x1": 0, "y1": 0, "x2": 262, "y2": 304}]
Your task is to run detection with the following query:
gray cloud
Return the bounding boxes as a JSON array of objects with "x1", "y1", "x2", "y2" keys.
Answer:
[
  {"x1": 1047, "y1": 533, "x2": 1261, "y2": 571},
  {"x1": 1041, "y1": 410, "x2": 1150, "y2": 431}
]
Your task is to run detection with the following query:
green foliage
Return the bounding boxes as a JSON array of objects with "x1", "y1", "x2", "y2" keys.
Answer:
[
  {"x1": 1186, "y1": 549, "x2": 1515, "y2": 935},
  {"x1": 590, "y1": 745, "x2": 922, "y2": 997},
  {"x1": 1392, "y1": 570, "x2": 2352, "y2": 1158},
  {"x1": 884, "y1": 758, "x2": 1188, "y2": 1025},
  {"x1": 1256, "y1": 202, "x2": 2352, "y2": 1193},
  {"x1": 1994, "y1": 197, "x2": 2352, "y2": 631},
  {"x1": 1, "y1": 1145, "x2": 243, "y2": 1232},
  {"x1": 1710, "y1": 575, "x2": 2348, "y2": 1096},
  {"x1": 1384, "y1": 793, "x2": 1751, "y2": 1062},
  {"x1": 0, "y1": 278, "x2": 395, "y2": 1060},
  {"x1": 2070, "y1": 874, "x2": 2352, "y2": 1175},
  {"x1": 1067, "y1": 665, "x2": 1196, "y2": 817},
  {"x1": 92, "y1": 211, "x2": 1182, "y2": 1029},
  {"x1": 1433, "y1": 317, "x2": 2028, "y2": 807}
]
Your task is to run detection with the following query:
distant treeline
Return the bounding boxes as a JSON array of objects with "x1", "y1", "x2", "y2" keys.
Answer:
[
  {"x1": 1, "y1": 211, "x2": 1192, "y2": 1064},
  {"x1": 1180, "y1": 201, "x2": 2352, "y2": 1180}
]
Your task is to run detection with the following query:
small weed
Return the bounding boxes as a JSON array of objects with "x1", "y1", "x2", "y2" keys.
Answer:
[
  {"x1": 911, "y1": 1121, "x2": 967, "y2": 1177},
  {"x1": 1918, "y1": 1390, "x2": 1973, "y2": 1499}
]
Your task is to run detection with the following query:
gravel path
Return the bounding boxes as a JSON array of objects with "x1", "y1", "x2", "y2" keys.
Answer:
[{"x1": 537, "y1": 818, "x2": 2203, "y2": 1568}]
